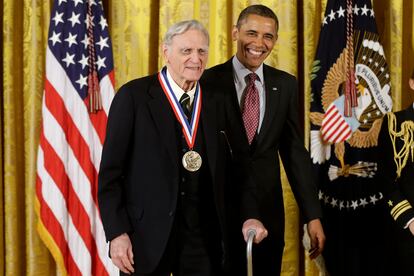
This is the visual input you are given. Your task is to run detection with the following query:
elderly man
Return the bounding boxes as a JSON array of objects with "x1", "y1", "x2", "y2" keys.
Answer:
[{"x1": 98, "y1": 20, "x2": 235, "y2": 276}]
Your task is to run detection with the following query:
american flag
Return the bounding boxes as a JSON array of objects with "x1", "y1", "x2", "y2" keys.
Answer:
[{"x1": 35, "y1": 0, "x2": 117, "y2": 275}]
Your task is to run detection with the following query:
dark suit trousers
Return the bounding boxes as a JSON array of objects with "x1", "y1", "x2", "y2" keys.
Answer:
[{"x1": 125, "y1": 198, "x2": 220, "y2": 276}]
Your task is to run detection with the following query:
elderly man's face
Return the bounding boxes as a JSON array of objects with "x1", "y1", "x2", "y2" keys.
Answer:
[{"x1": 163, "y1": 29, "x2": 209, "y2": 91}]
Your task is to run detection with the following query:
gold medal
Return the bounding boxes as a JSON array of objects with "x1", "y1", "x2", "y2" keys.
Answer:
[{"x1": 182, "y1": 150, "x2": 202, "y2": 172}]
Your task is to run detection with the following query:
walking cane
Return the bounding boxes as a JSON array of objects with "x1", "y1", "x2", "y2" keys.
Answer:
[{"x1": 246, "y1": 229, "x2": 256, "y2": 276}]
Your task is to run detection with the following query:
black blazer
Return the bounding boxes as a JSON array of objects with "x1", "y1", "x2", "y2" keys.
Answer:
[
  {"x1": 378, "y1": 106, "x2": 414, "y2": 228},
  {"x1": 202, "y1": 59, "x2": 322, "y2": 242},
  {"x1": 98, "y1": 73, "x2": 231, "y2": 274}
]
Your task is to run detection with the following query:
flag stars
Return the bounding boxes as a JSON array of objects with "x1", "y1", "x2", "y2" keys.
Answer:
[
  {"x1": 361, "y1": 4, "x2": 369, "y2": 15},
  {"x1": 337, "y1": 6, "x2": 345, "y2": 18},
  {"x1": 49, "y1": 31, "x2": 62, "y2": 46},
  {"x1": 96, "y1": 36, "x2": 109, "y2": 50},
  {"x1": 331, "y1": 198, "x2": 338, "y2": 208},
  {"x1": 96, "y1": 55, "x2": 107, "y2": 70},
  {"x1": 52, "y1": 11, "x2": 64, "y2": 26},
  {"x1": 385, "y1": 73, "x2": 390, "y2": 79},
  {"x1": 370, "y1": 195, "x2": 378, "y2": 205},
  {"x1": 388, "y1": 200, "x2": 393, "y2": 207},
  {"x1": 72, "y1": 0, "x2": 83, "y2": 7},
  {"x1": 81, "y1": 34, "x2": 89, "y2": 49},
  {"x1": 78, "y1": 54, "x2": 89, "y2": 69},
  {"x1": 339, "y1": 201, "x2": 345, "y2": 210},
  {"x1": 62, "y1": 52, "x2": 75, "y2": 67},
  {"x1": 64, "y1": 32, "x2": 78, "y2": 47},
  {"x1": 58, "y1": 0, "x2": 67, "y2": 5},
  {"x1": 99, "y1": 15, "x2": 108, "y2": 30},
  {"x1": 76, "y1": 74, "x2": 88, "y2": 89},
  {"x1": 324, "y1": 195, "x2": 330, "y2": 204},
  {"x1": 360, "y1": 198, "x2": 368, "y2": 207},
  {"x1": 328, "y1": 9, "x2": 336, "y2": 21},
  {"x1": 351, "y1": 200, "x2": 359, "y2": 210},
  {"x1": 354, "y1": 4, "x2": 360, "y2": 15},
  {"x1": 318, "y1": 190, "x2": 324, "y2": 200},
  {"x1": 370, "y1": 9, "x2": 375, "y2": 17},
  {"x1": 68, "y1": 12, "x2": 81, "y2": 27},
  {"x1": 322, "y1": 17, "x2": 328, "y2": 26}
]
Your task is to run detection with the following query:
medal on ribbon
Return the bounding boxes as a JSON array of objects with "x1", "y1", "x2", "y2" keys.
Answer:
[{"x1": 158, "y1": 68, "x2": 202, "y2": 171}]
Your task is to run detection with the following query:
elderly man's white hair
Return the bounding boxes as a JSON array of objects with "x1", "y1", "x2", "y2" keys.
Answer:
[{"x1": 163, "y1": 20, "x2": 209, "y2": 46}]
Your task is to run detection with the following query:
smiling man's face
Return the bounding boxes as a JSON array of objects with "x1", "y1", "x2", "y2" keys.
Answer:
[{"x1": 232, "y1": 14, "x2": 278, "y2": 72}]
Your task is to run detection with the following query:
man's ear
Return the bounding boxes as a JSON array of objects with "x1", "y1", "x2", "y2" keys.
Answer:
[
  {"x1": 162, "y1": 44, "x2": 169, "y2": 63},
  {"x1": 409, "y1": 78, "x2": 414, "y2": 91},
  {"x1": 231, "y1": 25, "x2": 239, "y2": 41}
]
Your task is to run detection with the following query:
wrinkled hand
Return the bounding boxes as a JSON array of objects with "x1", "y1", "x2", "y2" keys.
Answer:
[
  {"x1": 307, "y1": 219, "x2": 325, "y2": 259},
  {"x1": 110, "y1": 233, "x2": 134, "y2": 274},
  {"x1": 409, "y1": 220, "x2": 414, "y2": 236},
  {"x1": 242, "y1": 219, "x2": 268, "y2": 244}
]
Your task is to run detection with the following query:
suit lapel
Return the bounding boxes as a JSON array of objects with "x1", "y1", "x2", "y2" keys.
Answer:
[
  {"x1": 148, "y1": 80, "x2": 179, "y2": 168},
  {"x1": 219, "y1": 59, "x2": 251, "y2": 148},
  {"x1": 256, "y1": 65, "x2": 281, "y2": 145}
]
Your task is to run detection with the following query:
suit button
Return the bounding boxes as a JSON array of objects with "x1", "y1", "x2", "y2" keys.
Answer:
[
  {"x1": 181, "y1": 191, "x2": 185, "y2": 196},
  {"x1": 181, "y1": 177, "x2": 185, "y2": 183},
  {"x1": 169, "y1": 211, "x2": 174, "y2": 217}
]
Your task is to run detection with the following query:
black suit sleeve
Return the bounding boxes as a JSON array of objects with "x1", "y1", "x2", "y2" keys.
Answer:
[
  {"x1": 98, "y1": 85, "x2": 134, "y2": 241},
  {"x1": 279, "y1": 77, "x2": 322, "y2": 222}
]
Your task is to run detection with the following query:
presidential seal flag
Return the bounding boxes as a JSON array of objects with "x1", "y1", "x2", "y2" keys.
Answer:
[
  {"x1": 35, "y1": 0, "x2": 118, "y2": 275},
  {"x1": 309, "y1": 0, "x2": 391, "y2": 274}
]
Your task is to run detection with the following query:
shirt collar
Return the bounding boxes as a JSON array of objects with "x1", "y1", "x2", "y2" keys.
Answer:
[
  {"x1": 232, "y1": 55, "x2": 264, "y2": 85},
  {"x1": 166, "y1": 68, "x2": 196, "y2": 103}
]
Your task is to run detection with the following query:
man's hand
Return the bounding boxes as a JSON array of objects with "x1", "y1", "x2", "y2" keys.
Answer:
[
  {"x1": 242, "y1": 219, "x2": 268, "y2": 244},
  {"x1": 409, "y1": 220, "x2": 414, "y2": 236},
  {"x1": 307, "y1": 219, "x2": 326, "y2": 259},
  {"x1": 110, "y1": 233, "x2": 135, "y2": 274}
]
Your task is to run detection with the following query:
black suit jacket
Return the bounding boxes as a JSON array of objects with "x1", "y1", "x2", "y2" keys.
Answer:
[
  {"x1": 98, "y1": 73, "x2": 231, "y2": 274},
  {"x1": 378, "y1": 107, "x2": 414, "y2": 228},
  {"x1": 202, "y1": 58, "x2": 322, "y2": 243},
  {"x1": 378, "y1": 106, "x2": 414, "y2": 274}
]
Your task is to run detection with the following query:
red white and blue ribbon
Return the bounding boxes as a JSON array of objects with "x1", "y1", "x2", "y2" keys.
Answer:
[{"x1": 158, "y1": 67, "x2": 202, "y2": 149}]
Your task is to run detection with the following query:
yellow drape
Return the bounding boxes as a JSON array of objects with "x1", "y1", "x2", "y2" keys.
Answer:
[{"x1": 2, "y1": 0, "x2": 413, "y2": 275}]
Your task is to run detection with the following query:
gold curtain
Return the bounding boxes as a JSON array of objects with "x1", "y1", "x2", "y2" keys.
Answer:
[{"x1": 1, "y1": 0, "x2": 413, "y2": 275}]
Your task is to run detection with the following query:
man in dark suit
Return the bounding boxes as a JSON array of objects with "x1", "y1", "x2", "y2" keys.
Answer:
[
  {"x1": 202, "y1": 5, "x2": 325, "y2": 275},
  {"x1": 98, "y1": 20, "x2": 266, "y2": 276},
  {"x1": 378, "y1": 69, "x2": 414, "y2": 276}
]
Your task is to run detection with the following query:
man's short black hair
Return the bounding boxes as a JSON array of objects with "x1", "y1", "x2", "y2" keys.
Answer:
[{"x1": 236, "y1": 4, "x2": 279, "y2": 32}]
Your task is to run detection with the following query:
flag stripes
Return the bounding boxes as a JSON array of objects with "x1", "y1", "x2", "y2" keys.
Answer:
[{"x1": 36, "y1": 0, "x2": 117, "y2": 275}]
